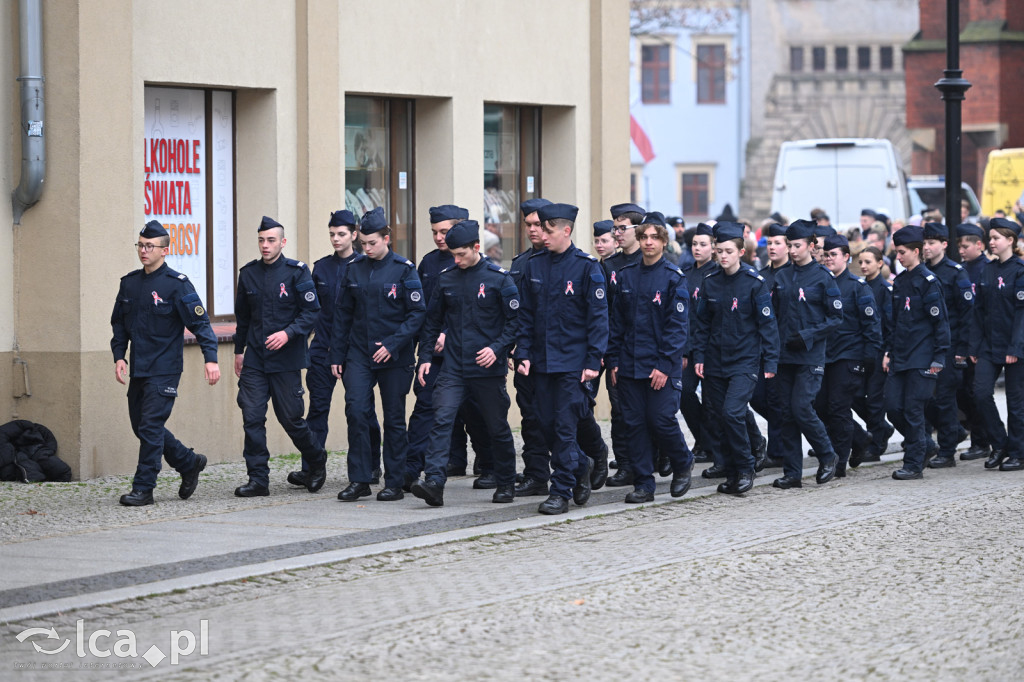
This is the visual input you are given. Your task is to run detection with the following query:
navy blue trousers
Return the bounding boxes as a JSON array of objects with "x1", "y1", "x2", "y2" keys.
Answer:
[
  {"x1": 533, "y1": 372, "x2": 595, "y2": 500},
  {"x1": 617, "y1": 376, "x2": 693, "y2": 492},
  {"x1": 127, "y1": 374, "x2": 199, "y2": 492},
  {"x1": 885, "y1": 368, "x2": 937, "y2": 473},
  {"x1": 304, "y1": 350, "x2": 381, "y2": 472},
  {"x1": 704, "y1": 373, "x2": 758, "y2": 477},
  {"x1": 925, "y1": 353, "x2": 962, "y2": 457},
  {"x1": 424, "y1": 370, "x2": 514, "y2": 487},
  {"x1": 974, "y1": 358, "x2": 1024, "y2": 459},
  {"x1": 237, "y1": 368, "x2": 323, "y2": 487},
  {"x1": 776, "y1": 363, "x2": 835, "y2": 480},
  {"x1": 341, "y1": 359, "x2": 413, "y2": 489}
]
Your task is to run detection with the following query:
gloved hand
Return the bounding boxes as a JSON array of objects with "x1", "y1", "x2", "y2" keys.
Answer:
[{"x1": 785, "y1": 334, "x2": 807, "y2": 352}]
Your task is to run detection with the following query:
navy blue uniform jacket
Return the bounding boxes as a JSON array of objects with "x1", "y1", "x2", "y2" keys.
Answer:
[
  {"x1": 418, "y1": 258, "x2": 519, "y2": 376},
  {"x1": 111, "y1": 263, "x2": 218, "y2": 377},
  {"x1": 234, "y1": 256, "x2": 320, "y2": 373},
  {"x1": 607, "y1": 257, "x2": 689, "y2": 381},
  {"x1": 826, "y1": 269, "x2": 883, "y2": 364},
  {"x1": 929, "y1": 257, "x2": 974, "y2": 358},
  {"x1": 515, "y1": 243, "x2": 608, "y2": 373},
  {"x1": 969, "y1": 255, "x2": 1024, "y2": 363},
  {"x1": 772, "y1": 260, "x2": 842, "y2": 366},
  {"x1": 888, "y1": 264, "x2": 950, "y2": 371},
  {"x1": 330, "y1": 250, "x2": 426, "y2": 367},
  {"x1": 309, "y1": 251, "x2": 359, "y2": 355},
  {"x1": 692, "y1": 267, "x2": 779, "y2": 377}
]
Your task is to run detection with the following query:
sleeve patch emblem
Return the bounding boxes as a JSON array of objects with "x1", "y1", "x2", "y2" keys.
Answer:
[
  {"x1": 930, "y1": 306, "x2": 940, "y2": 316},
  {"x1": 762, "y1": 306, "x2": 771, "y2": 316},
  {"x1": 510, "y1": 299, "x2": 519, "y2": 309},
  {"x1": 304, "y1": 291, "x2": 316, "y2": 302},
  {"x1": 410, "y1": 290, "x2": 422, "y2": 302},
  {"x1": 194, "y1": 305, "x2": 205, "y2": 316},
  {"x1": 595, "y1": 288, "x2": 605, "y2": 299},
  {"x1": 833, "y1": 299, "x2": 843, "y2": 309}
]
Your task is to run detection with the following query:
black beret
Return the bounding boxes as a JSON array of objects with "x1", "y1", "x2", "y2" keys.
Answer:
[
  {"x1": 610, "y1": 203, "x2": 645, "y2": 219},
  {"x1": 667, "y1": 216, "x2": 685, "y2": 227},
  {"x1": 786, "y1": 219, "x2": 817, "y2": 241},
  {"x1": 893, "y1": 225, "x2": 924, "y2": 246},
  {"x1": 641, "y1": 211, "x2": 666, "y2": 228},
  {"x1": 813, "y1": 224, "x2": 837, "y2": 238},
  {"x1": 520, "y1": 198, "x2": 552, "y2": 217},
  {"x1": 713, "y1": 221, "x2": 744, "y2": 242},
  {"x1": 956, "y1": 222, "x2": 985, "y2": 239},
  {"x1": 694, "y1": 222, "x2": 715, "y2": 238},
  {"x1": 444, "y1": 220, "x2": 480, "y2": 249},
  {"x1": 861, "y1": 208, "x2": 877, "y2": 218},
  {"x1": 874, "y1": 213, "x2": 890, "y2": 225},
  {"x1": 767, "y1": 222, "x2": 788, "y2": 237},
  {"x1": 140, "y1": 220, "x2": 168, "y2": 239},
  {"x1": 593, "y1": 220, "x2": 614, "y2": 237},
  {"x1": 823, "y1": 234, "x2": 849, "y2": 252},
  {"x1": 329, "y1": 210, "x2": 357, "y2": 227},
  {"x1": 538, "y1": 203, "x2": 578, "y2": 223},
  {"x1": 769, "y1": 211, "x2": 786, "y2": 224},
  {"x1": 259, "y1": 216, "x2": 283, "y2": 232},
  {"x1": 429, "y1": 204, "x2": 469, "y2": 224},
  {"x1": 360, "y1": 206, "x2": 388, "y2": 234},
  {"x1": 922, "y1": 222, "x2": 950, "y2": 241},
  {"x1": 990, "y1": 216, "x2": 1022, "y2": 237}
]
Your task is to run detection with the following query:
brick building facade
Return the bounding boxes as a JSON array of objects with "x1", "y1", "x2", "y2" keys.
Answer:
[{"x1": 904, "y1": 0, "x2": 1024, "y2": 194}]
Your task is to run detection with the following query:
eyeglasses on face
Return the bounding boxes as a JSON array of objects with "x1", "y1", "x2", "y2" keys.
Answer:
[{"x1": 135, "y1": 243, "x2": 163, "y2": 252}]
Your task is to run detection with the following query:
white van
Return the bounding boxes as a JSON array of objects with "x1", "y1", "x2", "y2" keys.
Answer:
[{"x1": 770, "y1": 138, "x2": 910, "y2": 227}]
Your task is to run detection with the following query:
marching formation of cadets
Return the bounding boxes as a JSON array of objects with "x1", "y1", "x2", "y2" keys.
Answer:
[{"x1": 111, "y1": 201, "x2": 1024, "y2": 513}]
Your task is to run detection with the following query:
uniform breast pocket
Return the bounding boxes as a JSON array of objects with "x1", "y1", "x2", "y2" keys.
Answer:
[
  {"x1": 152, "y1": 299, "x2": 178, "y2": 333},
  {"x1": 383, "y1": 283, "x2": 403, "y2": 306}
]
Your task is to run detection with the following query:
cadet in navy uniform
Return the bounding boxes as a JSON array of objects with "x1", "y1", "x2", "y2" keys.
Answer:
[
  {"x1": 411, "y1": 220, "x2": 520, "y2": 506},
  {"x1": 233, "y1": 216, "x2": 327, "y2": 497},
  {"x1": 880, "y1": 225, "x2": 950, "y2": 475},
  {"x1": 692, "y1": 221, "x2": 779, "y2": 494},
  {"x1": 771, "y1": 219, "x2": 843, "y2": 488},
  {"x1": 607, "y1": 213, "x2": 695, "y2": 502},
  {"x1": 516, "y1": 202, "x2": 607, "y2": 515},
  {"x1": 956, "y1": 222, "x2": 993, "y2": 461},
  {"x1": 603, "y1": 202, "x2": 645, "y2": 487},
  {"x1": 851, "y1": 246, "x2": 895, "y2": 465},
  {"x1": 884, "y1": 225, "x2": 950, "y2": 479},
  {"x1": 921, "y1": 222, "x2": 974, "y2": 469},
  {"x1": 405, "y1": 205, "x2": 491, "y2": 485},
  {"x1": 287, "y1": 210, "x2": 381, "y2": 488},
  {"x1": 111, "y1": 221, "x2": 220, "y2": 506},
  {"x1": 969, "y1": 217, "x2": 1024, "y2": 472},
  {"x1": 750, "y1": 222, "x2": 790, "y2": 468},
  {"x1": 680, "y1": 223, "x2": 720, "y2": 464},
  {"x1": 331, "y1": 207, "x2": 426, "y2": 501},
  {"x1": 818, "y1": 235, "x2": 882, "y2": 476},
  {"x1": 511, "y1": 199, "x2": 608, "y2": 497}
]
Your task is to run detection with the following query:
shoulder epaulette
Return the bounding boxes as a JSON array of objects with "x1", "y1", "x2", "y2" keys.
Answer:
[
  {"x1": 121, "y1": 268, "x2": 141, "y2": 280},
  {"x1": 486, "y1": 261, "x2": 507, "y2": 274},
  {"x1": 576, "y1": 250, "x2": 598, "y2": 261},
  {"x1": 925, "y1": 274, "x2": 936, "y2": 282},
  {"x1": 742, "y1": 268, "x2": 763, "y2": 281},
  {"x1": 241, "y1": 258, "x2": 260, "y2": 269},
  {"x1": 392, "y1": 252, "x2": 414, "y2": 267},
  {"x1": 952, "y1": 262, "x2": 964, "y2": 270},
  {"x1": 705, "y1": 268, "x2": 723, "y2": 278},
  {"x1": 857, "y1": 276, "x2": 866, "y2": 283},
  {"x1": 284, "y1": 258, "x2": 307, "y2": 269},
  {"x1": 619, "y1": 261, "x2": 640, "y2": 272}
]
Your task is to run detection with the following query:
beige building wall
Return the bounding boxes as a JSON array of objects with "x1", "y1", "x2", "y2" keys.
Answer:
[{"x1": 4, "y1": 0, "x2": 628, "y2": 480}]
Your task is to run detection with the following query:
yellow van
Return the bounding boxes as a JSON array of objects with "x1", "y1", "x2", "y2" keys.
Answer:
[{"x1": 981, "y1": 148, "x2": 1024, "y2": 220}]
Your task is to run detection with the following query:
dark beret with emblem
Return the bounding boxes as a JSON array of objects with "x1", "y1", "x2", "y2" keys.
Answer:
[
  {"x1": 713, "y1": 221, "x2": 744, "y2": 242},
  {"x1": 694, "y1": 222, "x2": 715, "y2": 238},
  {"x1": 813, "y1": 224, "x2": 837, "y2": 238},
  {"x1": 329, "y1": 210, "x2": 357, "y2": 227},
  {"x1": 538, "y1": 203, "x2": 578, "y2": 223},
  {"x1": 259, "y1": 216, "x2": 283, "y2": 232},
  {"x1": 767, "y1": 222, "x2": 788, "y2": 237},
  {"x1": 360, "y1": 206, "x2": 388, "y2": 234},
  {"x1": 520, "y1": 198, "x2": 552, "y2": 218},
  {"x1": 593, "y1": 220, "x2": 614, "y2": 237},
  {"x1": 140, "y1": 220, "x2": 168, "y2": 239},
  {"x1": 922, "y1": 222, "x2": 950, "y2": 241},
  {"x1": 429, "y1": 204, "x2": 470, "y2": 224},
  {"x1": 610, "y1": 203, "x2": 645, "y2": 219},
  {"x1": 823, "y1": 234, "x2": 849, "y2": 252},
  {"x1": 641, "y1": 211, "x2": 667, "y2": 228},
  {"x1": 990, "y1": 216, "x2": 1022, "y2": 237},
  {"x1": 444, "y1": 220, "x2": 480, "y2": 249},
  {"x1": 786, "y1": 219, "x2": 817, "y2": 241},
  {"x1": 956, "y1": 222, "x2": 985, "y2": 239},
  {"x1": 893, "y1": 225, "x2": 924, "y2": 246},
  {"x1": 861, "y1": 208, "x2": 877, "y2": 218}
]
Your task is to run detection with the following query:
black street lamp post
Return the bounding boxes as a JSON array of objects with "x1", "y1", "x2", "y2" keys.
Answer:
[{"x1": 934, "y1": 0, "x2": 971, "y2": 259}]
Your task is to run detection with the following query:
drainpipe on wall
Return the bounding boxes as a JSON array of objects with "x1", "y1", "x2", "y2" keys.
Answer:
[{"x1": 12, "y1": 0, "x2": 45, "y2": 224}]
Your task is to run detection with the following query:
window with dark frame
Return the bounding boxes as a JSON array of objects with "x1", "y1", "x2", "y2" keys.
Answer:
[
  {"x1": 835, "y1": 46, "x2": 848, "y2": 71},
  {"x1": 642, "y1": 44, "x2": 671, "y2": 104},
  {"x1": 682, "y1": 172, "x2": 709, "y2": 218},
  {"x1": 697, "y1": 44, "x2": 726, "y2": 104},
  {"x1": 483, "y1": 104, "x2": 541, "y2": 264},
  {"x1": 790, "y1": 46, "x2": 804, "y2": 72},
  {"x1": 879, "y1": 46, "x2": 894, "y2": 70},
  {"x1": 812, "y1": 46, "x2": 826, "y2": 72},
  {"x1": 857, "y1": 46, "x2": 871, "y2": 71}
]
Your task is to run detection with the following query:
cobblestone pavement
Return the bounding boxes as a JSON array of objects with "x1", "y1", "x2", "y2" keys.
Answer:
[{"x1": 4, "y1": 459, "x2": 1023, "y2": 681}]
